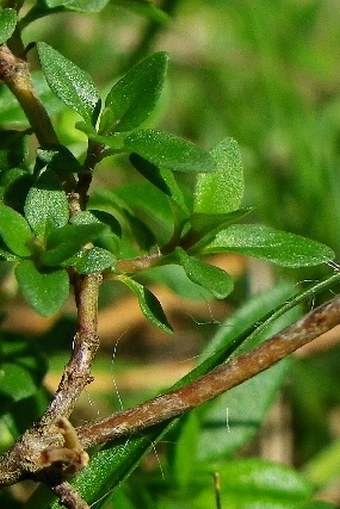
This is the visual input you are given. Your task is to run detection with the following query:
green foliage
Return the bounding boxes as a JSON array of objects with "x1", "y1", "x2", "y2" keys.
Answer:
[
  {"x1": 124, "y1": 129, "x2": 217, "y2": 173},
  {"x1": 37, "y1": 42, "x2": 101, "y2": 125},
  {"x1": 119, "y1": 275, "x2": 173, "y2": 333},
  {"x1": 24, "y1": 169, "x2": 69, "y2": 238},
  {"x1": 194, "y1": 137, "x2": 244, "y2": 214},
  {"x1": 100, "y1": 52, "x2": 169, "y2": 133},
  {"x1": 174, "y1": 247, "x2": 234, "y2": 299},
  {"x1": 0, "y1": 2, "x2": 339, "y2": 508},
  {"x1": 0, "y1": 203, "x2": 31, "y2": 257},
  {"x1": 15, "y1": 260, "x2": 69, "y2": 317},
  {"x1": 202, "y1": 224, "x2": 335, "y2": 267},
  {"x1": 0, "y1": 9, "x2": 17, "y2": 45}
]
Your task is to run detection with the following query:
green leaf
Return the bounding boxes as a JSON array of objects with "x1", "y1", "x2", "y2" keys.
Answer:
[
  {"x1": 0, "y1": 354, "x2": 41, "y2": 405},
  {"x1": 198, "y1": 362, "x2": 289, "y2": 462},
  {"x1": 42, "y1": 0, "x2": 109, "y2": 12},
  {"x1": 194, "y1": 137, "x2": 244, "y2": 214},
  {"x1": 75, "y1": 121, "x2": 126, "y2": 150},
  {"x1": 194, "y1": 459, "x2": 312, "y2": 508},
  {"x1": 0, "y1": 339, "x2": 46, "y2": 403},
  {"x1": 0, "y1": 130, "x2": 28, "y2": 171},
  {"x1": 101, "y1": 52, "x2": 168, "y2": 133},
  {"x1": 24, "y1": 169, "x2": 69, "y2": 238},
  {"x1": 88, "y1": 210, "x2": 122, "y2": 237},
  {"x1": 113, "y1": 0, "x2": 170, "y2": 24},
  {"x1": 2, "y1": 172, "x2": 33, "y2": 216},
  {"x1": 174, "y1": 247, "x2": 234, "y2": 299},
  {"x1": 123, "y1": 209, "x2": 157, "y2": 251},
  {"x1": 15, "y1": 260, "x2": 69, "y2": 317},
  {"x1": 37, "y1": 42, "x2": 101, "y2": 125},
  {"x1": 69, "y1": 247, "x2": 116, "y2": 274},
  {"x1": 35, "y1": 145, "x2": 81, "y2": 174},
  {"x1": 193, "y1": 284, "x2": 302, "y2": 461},
  {"x1": 71, "y1": 210, "x2": 121, "y2": 254},
  {"x1": 129, "y1": 154, "x2": 188, "y2": 211},
  {"x1": 185, "y1": 208, "x2": 251, "y2": 252},
  {"x1": 169, "y1": 413, "x2": 201, "y2": 488},
  {"x1": 42, "y1": 223, "x2": 108, "y2": 265},
  {"x1": 119, "y1": 275, "x2": 173, "y2": 333},
  {"x1": 202, "y1": 224, "x2": 335, "y2": 267},
  {"x1": 0, "y1": 203, "x2": 32, "y2": 257},
  {"x1": 124, "y1": 130, "x2": 217, "y2": 173},
  {"x1": 0, "y1": 9, "x2": 17, "y2": 44}
]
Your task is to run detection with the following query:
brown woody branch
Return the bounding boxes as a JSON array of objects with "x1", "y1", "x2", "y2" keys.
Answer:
[
  {"x1": 40, "y1": 273, "x2": 102, "y2": 428},
  {"x1": 0, "y1": 274, "x2": 102, "y2": 487},
  {"x1": 0, "y1": 294, "x2": 339, "y2": 491},
  {"x1": 77, "y1": 295, "x2": 340, "y2": 448}
]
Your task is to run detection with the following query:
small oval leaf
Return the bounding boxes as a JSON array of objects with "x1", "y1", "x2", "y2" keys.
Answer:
[
  {"x1": 124, "y1": 130, "x2": 216, "y2": 173},
  {"x1": 194, "y1": 137, "x2": 244, "y2": 214},
  {"x1": 44, "y1": 0, "x2": 109, "y2": 12},
  {"x1": 24, "y1": 169, "x2": 69, "y2": 238},
  {"x1": 101, "y1": 52, "x2": 168, "y2": 133},
  {"x1": 42, "y1": 223, "x2": 108, "y2": 265},
  {"x1": 0, "y1": 9, "x2": 18, "y2": 45},
  {"x1": 37, "y1": 42, "x2": 101, "y2": 125},
  {"x1": 69, "y1": 247, "x2": 116, "y2": 274},
  {"x1": 15, "y1": 260, "x2": 69, "y2": 317},
  {"x1": 0, "y1": 203, "x2": 32, "y2": 257},
  {"x1": 119, "y1": 275, "x2": 173, "y2": 333},
  {"x1": 203, "y1": 224, "x2": 335, "y2": 267},
  {"x1": 175, "y1": 247, "x2": 234, "y2": 299}
]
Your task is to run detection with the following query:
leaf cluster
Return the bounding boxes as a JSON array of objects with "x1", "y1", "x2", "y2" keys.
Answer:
[{"x1": 0, "y1": 7, "x2": 334, "y2": 324}]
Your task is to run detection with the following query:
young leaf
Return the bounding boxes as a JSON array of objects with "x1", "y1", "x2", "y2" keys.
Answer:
[
  {"x1": 68, "y1": 247, "x2": 116, "y2": 274},
  {"x1": 15, "y1": 260, "x2": 69, "y2": 317},
  {"x1": 24, "y1": 169, "x2": 69, "y2": 238},
  {"x1": 71, "y1": 210, "x2": 121, "y2": 254},
  {"x1": 184, "y1": 208, "x2": 251, "y2": 251},
  {"x1": 42, "y1": 223, "x2": 108, "y2": 265},
  {"x1": 123, "y1": 209, "x2": 157, "y2": 251},
  {"x1": 175, "y1": 247, "x2": 234, "y2": 299},
  {"x1": 129, "y1": 154, "x2": 188, "y2": 213},
  {"x1": 42, "y1": 0, "x2": 109, "y2": 12},
  {"x1": 118, "y1": 275, "x2": 173, "y2": 333},
  {"x1": 35, "y1": 145, "x2": 81, "y2": 174},
  {"x1": 37, "y1": 42, "x2": 101, "y2": 125},
  {"x1": 202, "y1": 224, "x2": 335, "y2": 268},
  {"x1": 75, "y1": 121, "x2": 126, "y2": 150},
  {"x1": 100, "y1": 52, "x2": 168, "y2": 133},
  {"x1": 0, "y1": 9, "x2": 17, "y2": 45},
  {"x1": 0, "y1": 203, "x2": 32, "y2": 257},
  {"x1": 194, "y1": 137, "x2": 244, "y2": 214},
  {"x1": 124, "y1": 130, "x2": 216, "y2": 173}
]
